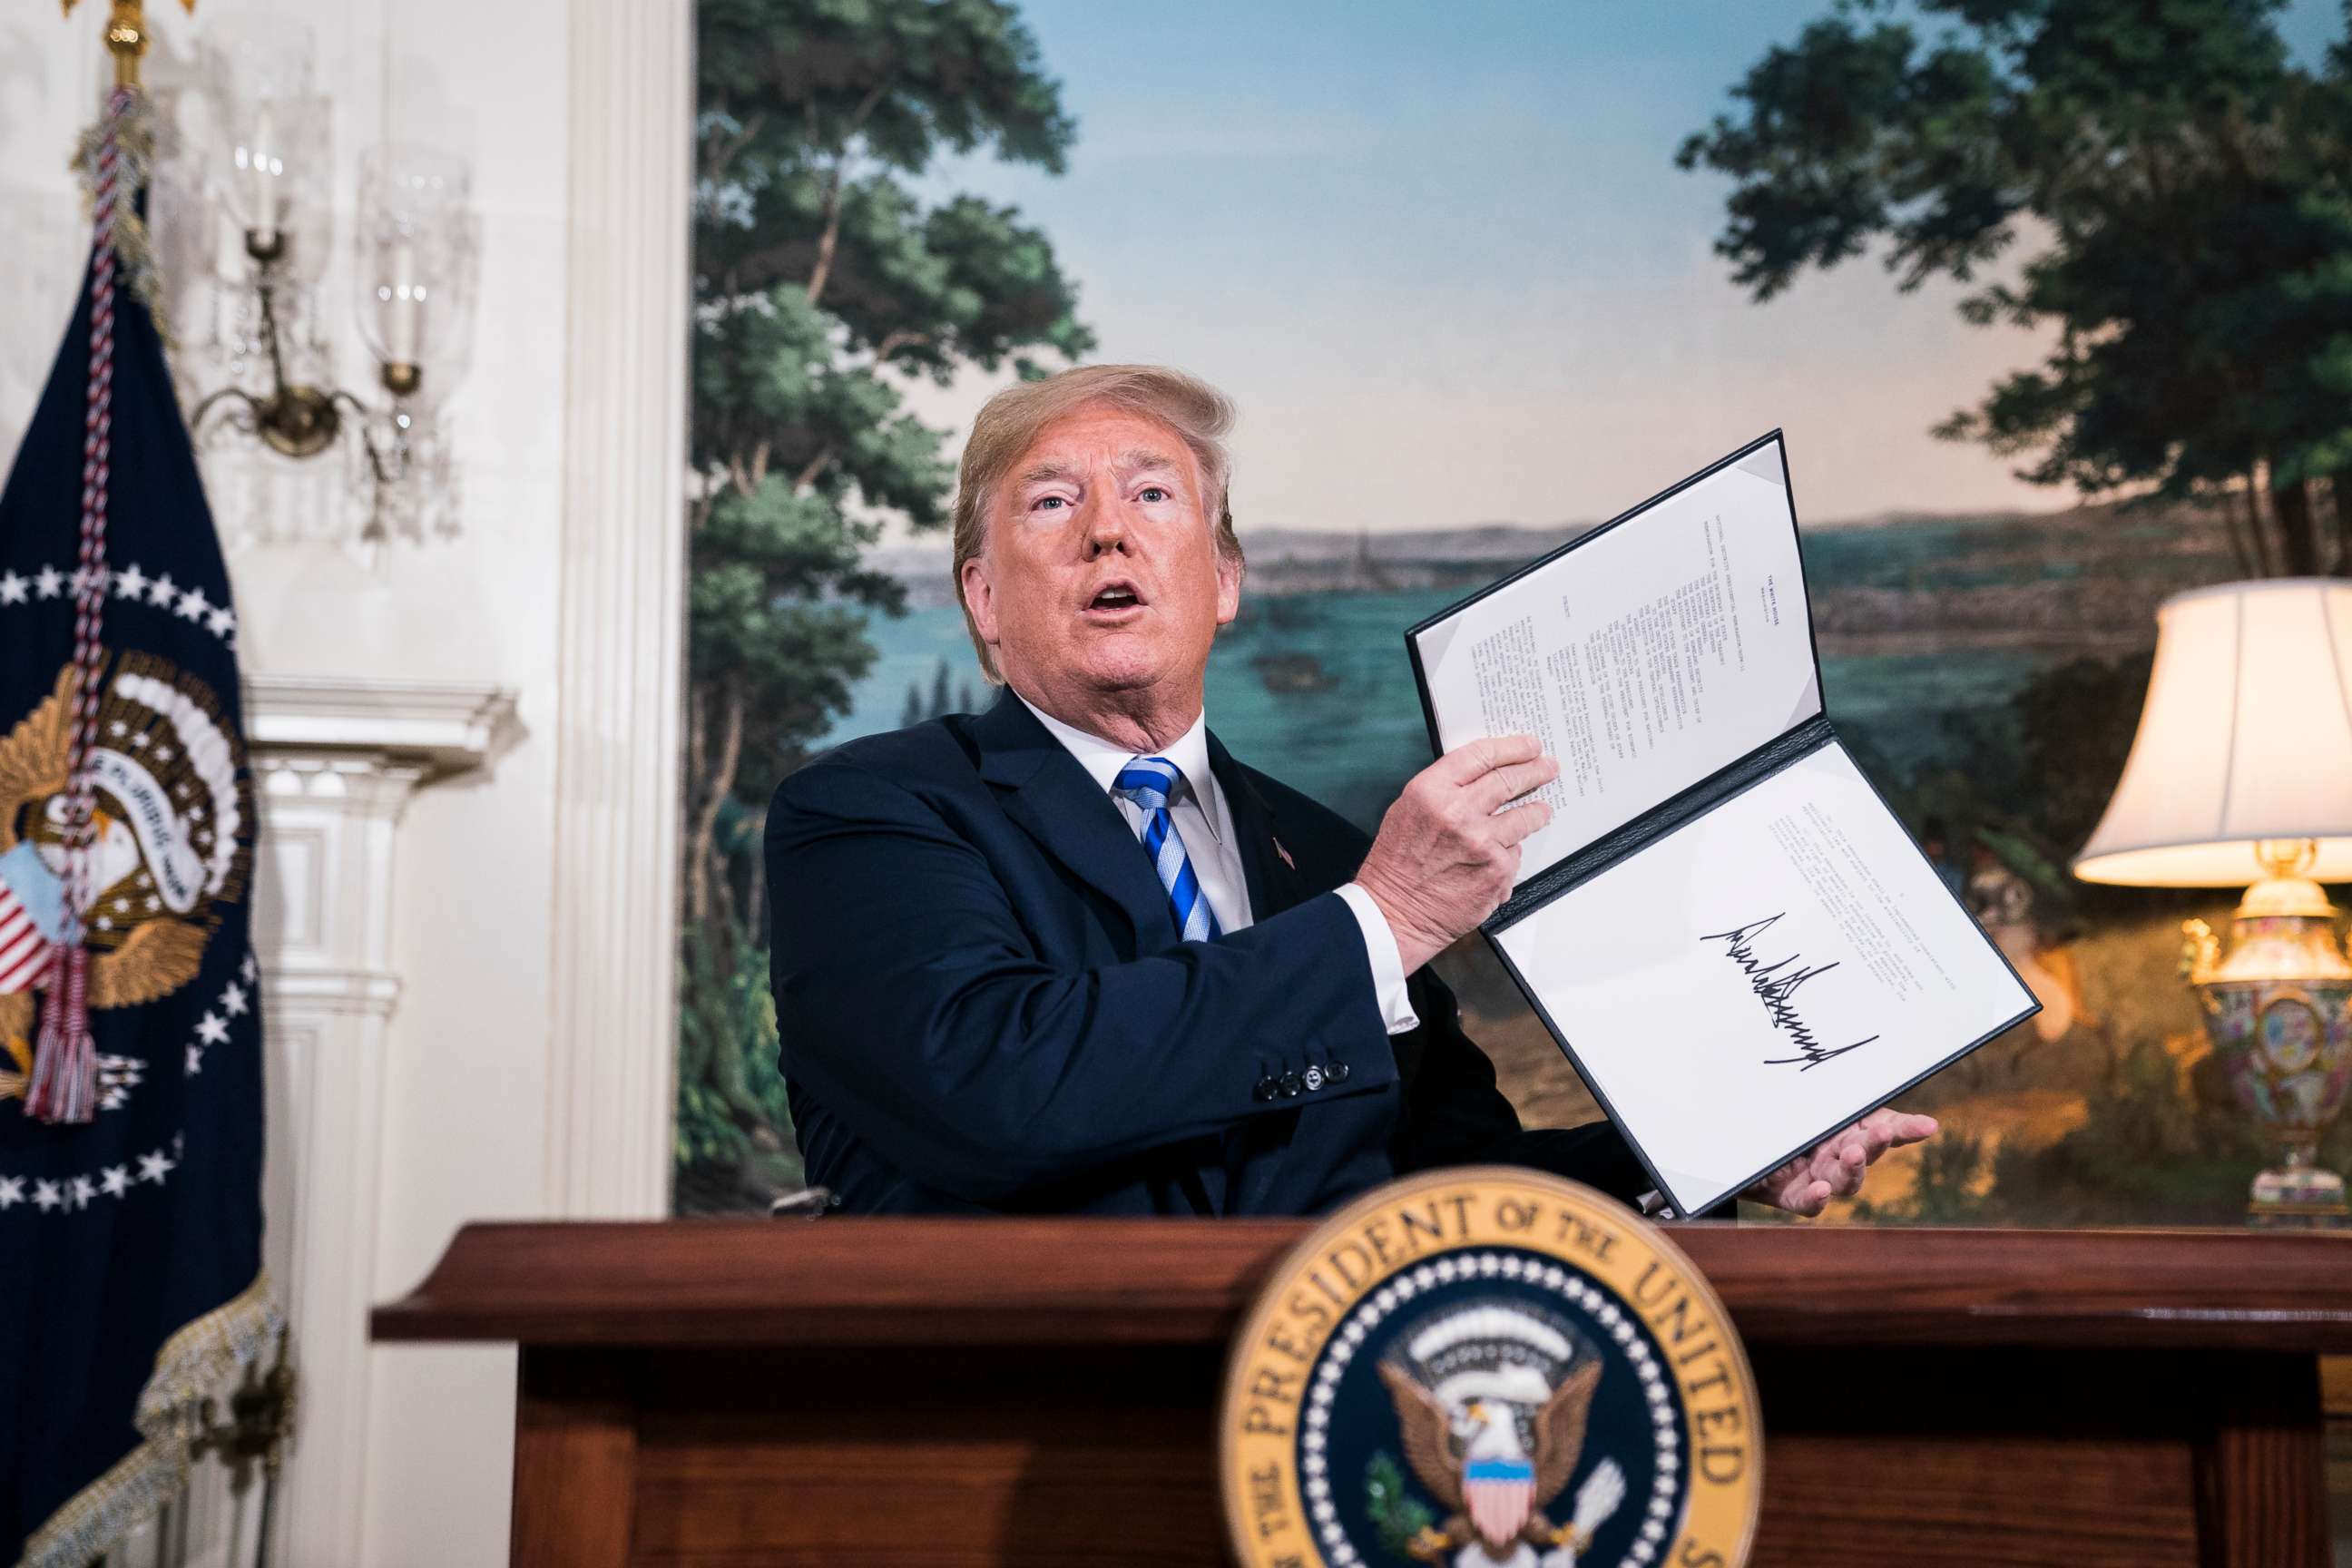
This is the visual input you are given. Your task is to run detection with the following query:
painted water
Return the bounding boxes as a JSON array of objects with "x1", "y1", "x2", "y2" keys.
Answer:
[
  {"x1": 826, "y1": 504, "x2": 2244, "y2": 824},
  {"x1": 825, "y1": 585, "x2": 2069, "y2": 831}
]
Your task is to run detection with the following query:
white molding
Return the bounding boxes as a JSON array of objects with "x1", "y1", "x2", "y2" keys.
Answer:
[
  {"x1": 245, "y1": 675, "x2": 517, "y2": 776},
  {"x1": 543, "y1": 0, "x2": 691, "y2": 1220},
  {"x1": 265, "y1": 966, "x2": 406, "y2": 1019},
  {"x1": 243, "y1": 678, "x2": 510, "y2": 1568}
]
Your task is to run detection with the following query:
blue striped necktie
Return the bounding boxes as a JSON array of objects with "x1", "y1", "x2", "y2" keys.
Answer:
[{"x1": 1111, "y1": 756, "x2": 1222, "y2": 942}]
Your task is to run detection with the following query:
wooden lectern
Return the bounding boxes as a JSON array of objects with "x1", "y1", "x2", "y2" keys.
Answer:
[{"x1": 373, "y1": 1221, "x2": 2352, "y2": 1567}]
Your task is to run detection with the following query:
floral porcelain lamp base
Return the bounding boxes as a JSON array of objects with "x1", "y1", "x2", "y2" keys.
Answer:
[{"x1": 2182, "y1": 845, "x2": 2352, "y2": 1228}]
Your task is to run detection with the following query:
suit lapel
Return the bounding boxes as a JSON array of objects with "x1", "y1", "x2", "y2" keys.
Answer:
[
  {"x1": 968, "y1": 703, "x2": 1332, "y2": 1216},
  {"x1": 971, "y1": 692, "x2": 1171, "y2": 955},
  {"x1": 1208, "y1": 730, "x2": 1313, "y2": 920}
]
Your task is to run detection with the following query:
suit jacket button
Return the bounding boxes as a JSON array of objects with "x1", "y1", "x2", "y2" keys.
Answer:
[
  {"x1": 1253, "y1": 1075, "x2": 1279, "y2": 1102},
  {"x1": 1328, "y1": 1059, "x2": 1351, "y2": 1084},
  {"x1": 1303, "y1": 1064, "x2": 1325, "y2": 1092},
  {"x1": 1279, "y1": 1072, "x2": 1304, "y2": 1098}
]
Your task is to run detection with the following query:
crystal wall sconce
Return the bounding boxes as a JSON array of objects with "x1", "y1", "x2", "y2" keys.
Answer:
[{"x1": 183, "y1": 19, "x2": 476, "y2": 544}]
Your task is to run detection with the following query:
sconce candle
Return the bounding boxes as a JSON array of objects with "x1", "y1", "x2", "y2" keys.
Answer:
[
  {"x1": 200, "y1": 15, "x2": 324, "y2": 266},
  {"x1": 357, "y1": 148, "x2": 473, "y2": 387},
  {"x1": 380, "y1": 239, "x2": 422, "y2": 367},
  {"x1": 241, "y1": 104, "x2": 277, "y2": 246},
  {"x1": 226, "y1": 98, "x2": 326, "y2": 262}
]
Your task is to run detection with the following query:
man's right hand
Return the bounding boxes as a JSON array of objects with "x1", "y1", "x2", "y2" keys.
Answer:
[{"x1": 1354, "y1": 734, "x2": 1558, "y2": 974}]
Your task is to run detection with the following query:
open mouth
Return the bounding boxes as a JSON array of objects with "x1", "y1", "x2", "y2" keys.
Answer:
[{"x1": 1085, "y1": 582, "x2": 1145, "y2": 615}]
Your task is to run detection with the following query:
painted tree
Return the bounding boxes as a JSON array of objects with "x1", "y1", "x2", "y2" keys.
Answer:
[
  {"x1": 1678, "y1": 0, "x2": 2352, "y2": 574},
  {"x1": 680, "y1": 0, "x2": 1093, "y2": 1208}
]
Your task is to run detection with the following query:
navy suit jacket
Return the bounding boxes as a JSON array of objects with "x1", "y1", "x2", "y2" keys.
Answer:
[{"x1": 764, "y1": 692, "x2": 1648, "y2": 1215}]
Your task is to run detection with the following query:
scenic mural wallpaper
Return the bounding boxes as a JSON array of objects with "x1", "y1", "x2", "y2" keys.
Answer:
[{"x1": 676, "y1": 0, "x2": 2352, "y2": 1225}]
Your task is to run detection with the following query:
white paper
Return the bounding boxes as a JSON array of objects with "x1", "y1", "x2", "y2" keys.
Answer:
[
  {"x1": 1493, "y1": 741, "x2": 2035, "y2": 1216},
  {"x1": 1411, "y1": 440, "x2": 1820, "y2": 882}
]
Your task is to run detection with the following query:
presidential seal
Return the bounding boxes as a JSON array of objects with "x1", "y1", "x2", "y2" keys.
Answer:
[
  {"x1": 1221, "y1": 1169, "x2": 1759, "y2": 1568},
  {"x1": 0, "y1": 657, "x2": 252, "y2": 1104}
]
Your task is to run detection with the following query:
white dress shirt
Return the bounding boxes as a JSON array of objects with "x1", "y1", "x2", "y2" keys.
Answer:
[{"x1": 1016, "y1": 693, "x2": 1420, "y2": 1034}]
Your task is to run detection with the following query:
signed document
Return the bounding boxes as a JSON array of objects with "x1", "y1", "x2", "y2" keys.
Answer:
[
  {"x1": 1410, "y1": 433, "x2": 1823, "y2": 877},
  {"x1": 1406, "y1": 434, "x2": 2037, "y2": 1216}
]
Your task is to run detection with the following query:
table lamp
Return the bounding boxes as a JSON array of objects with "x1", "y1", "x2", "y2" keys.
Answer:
[{"x1": 2073, "y1": 578, "x2": 2352, "y2": 1223}]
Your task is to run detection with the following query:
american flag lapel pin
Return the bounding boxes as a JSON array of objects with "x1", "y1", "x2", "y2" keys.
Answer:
[{"x1": 1273, "y1": 837, "x2": 1296, "y2": 871}]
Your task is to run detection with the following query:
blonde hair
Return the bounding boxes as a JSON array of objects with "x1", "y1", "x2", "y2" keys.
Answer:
[{"x1": 950, "y1": 364, "x2": 1244, "y2": 681}]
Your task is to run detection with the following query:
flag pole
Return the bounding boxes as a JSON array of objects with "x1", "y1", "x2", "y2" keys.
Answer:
[
  {"x1": 24, "y1": 0, "x2": 190, "y2": 1120},
  {"x1": 97, "y1": 0, "x2": 150, "y2": 91},
  {"x1": 61, "y1": 0, "x2": 198, "y2": 93}
]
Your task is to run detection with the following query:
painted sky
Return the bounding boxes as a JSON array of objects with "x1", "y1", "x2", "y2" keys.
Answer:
[{"x1": 901, "y1": 0, "x2": 2347, "y2": 534}]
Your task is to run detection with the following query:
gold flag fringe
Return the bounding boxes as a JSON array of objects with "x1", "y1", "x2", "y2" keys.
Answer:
[
  {"x1": 15, "y1": 1271, "x2": 282, "y2": 1568},
  {"x1": 71, "y1": 93, "x2": 170, "y2": 348}
]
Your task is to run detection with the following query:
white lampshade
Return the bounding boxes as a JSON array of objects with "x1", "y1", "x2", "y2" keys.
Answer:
[{"x1": 2075, "y1": 578, "x2": 2352, "y2": 887}]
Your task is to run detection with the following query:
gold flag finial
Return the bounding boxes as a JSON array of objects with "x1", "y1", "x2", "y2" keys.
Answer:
[{"x1": 60, "y1": 0, "x2": 195, "y2": 92}]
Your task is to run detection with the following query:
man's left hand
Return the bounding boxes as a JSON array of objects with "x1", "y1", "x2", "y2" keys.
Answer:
[{"x1": 1744, "y1": 1109, "x2": 1937, "y2": 1216}]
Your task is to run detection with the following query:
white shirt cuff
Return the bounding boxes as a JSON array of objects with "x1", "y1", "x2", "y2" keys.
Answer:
[{"x1": 1336, "y1": 882, "x2": 1421, "y2": 1035}]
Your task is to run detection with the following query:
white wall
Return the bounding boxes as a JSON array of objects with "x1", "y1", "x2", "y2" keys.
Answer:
[{"x1": 0, "y1": 4, "x2": 685, "y2": 1563}]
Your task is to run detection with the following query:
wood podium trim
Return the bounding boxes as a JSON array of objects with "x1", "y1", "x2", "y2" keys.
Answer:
[
  {"x1": 373, "y1": 1219, "x2": 2352, "y2": 1353},
  {"x1": 514, "y1": 1349, "x2": 639, "y2": 1568},
  {"x1": 371, "y1": 1220, "x2": 2352, "y2": 1568},
  {"x1": 2190, "y1": 1351, "x2": 2328, "y2": 1568}
]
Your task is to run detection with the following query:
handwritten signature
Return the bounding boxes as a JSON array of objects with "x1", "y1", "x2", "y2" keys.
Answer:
[{"x1": 1699, "y1": 912, "x2": 1878, "y2": 1071}]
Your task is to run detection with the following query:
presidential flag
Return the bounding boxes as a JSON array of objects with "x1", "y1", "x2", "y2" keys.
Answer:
[{"x1": 1, "y1": 91, "x2": 274, "y2": 1567}]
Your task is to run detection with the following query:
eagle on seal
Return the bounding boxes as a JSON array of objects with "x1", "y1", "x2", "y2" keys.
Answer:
[
  {"x1": 1377, "y1": 1303, "x2": 1627, "y2": 1566},
  {"x1": 0, "y1": 661, "x2": 246, "y2": 1099}
]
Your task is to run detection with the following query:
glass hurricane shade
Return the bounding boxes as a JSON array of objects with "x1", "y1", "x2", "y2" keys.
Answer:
[
  {"x1": 196, "y1": 16, "x2": 329, "y2": 268},
  {"x1": 199, "y1": 12, "x2": 315, "y2": 101},
  {"x1": 2073, "y1": 579, "x2": 2352, "y2": 887},
  {"x1": 353, "y1": 146, "x2": 475, "y2": 390}
]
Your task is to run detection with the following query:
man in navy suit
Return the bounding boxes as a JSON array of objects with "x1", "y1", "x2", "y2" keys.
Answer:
[{"x1": 766, "y1": 365, "x2": 1933, "y2": 1216}]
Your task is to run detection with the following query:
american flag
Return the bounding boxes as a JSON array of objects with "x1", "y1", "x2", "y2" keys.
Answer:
[{"x1": 0, "y1": 874, "x2": 55, "y2": 994}]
